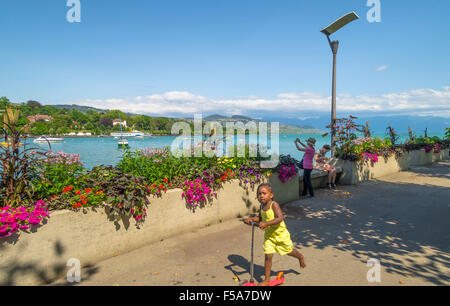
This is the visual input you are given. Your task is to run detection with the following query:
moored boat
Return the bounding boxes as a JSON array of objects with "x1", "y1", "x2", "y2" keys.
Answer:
[
  {"x1": 117, "y1": 137, "x2": 129, "y2": 147},
  {"x1": 33, "y1": 136, "x2": 64, "y2": 143}
]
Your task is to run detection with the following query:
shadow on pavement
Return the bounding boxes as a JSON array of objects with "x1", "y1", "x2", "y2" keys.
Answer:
[
  {"x1": 0, "y1": 238, "x2": 100, "y2": 286},
  {"x1": 224, "y1": 254, "x2": 300, "y2": 283},
  {"x1": 284, "y1": 163, "x2": 450, "y2": 285}
]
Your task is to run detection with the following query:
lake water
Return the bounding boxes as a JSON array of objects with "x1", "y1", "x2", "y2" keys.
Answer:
[{"x1": 27, "y1": 132, "x2": 444, "y2": 169}]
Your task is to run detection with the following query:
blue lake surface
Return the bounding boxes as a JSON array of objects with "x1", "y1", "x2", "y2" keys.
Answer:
[{"x1": 27, "y1": 132, "x2": 444, "y2": 169}]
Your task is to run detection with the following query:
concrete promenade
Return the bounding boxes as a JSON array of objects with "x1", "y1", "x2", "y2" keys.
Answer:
[{"x1": 51, "y1": 161, "x2": 450, "y2": 286}]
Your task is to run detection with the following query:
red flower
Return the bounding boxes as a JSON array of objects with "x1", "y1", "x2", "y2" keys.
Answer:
[
  {"x1": 163, "y1": 178, "x2": 168, "y2": 183},
  {"x1": 159, "y1": 184, "x2": 164, "y2": 189},
  {"x1": 82, "y1": 200, "x2": 87, "y2": 205},
  {"x1": 63, "y1": 186, "x2": 74, "y2": 193},
  {"x1": 76, "y1": 190, "x2": 81, "y2": 195}
]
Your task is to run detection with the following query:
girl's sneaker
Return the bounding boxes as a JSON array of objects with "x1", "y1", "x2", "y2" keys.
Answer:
[
  {"x1": 331, "y1": 183, "x2": 337, "y2": 189},
  {"x1": 327, "y1": 183, "x2": 332, "y2": 190}
]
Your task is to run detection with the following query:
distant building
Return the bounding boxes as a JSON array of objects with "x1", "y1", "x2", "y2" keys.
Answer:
[
  {"x1": 113, "y1": 119, "x2": 127, "y2": 128},
  {"x1": 27, "y1": 115, "x2": 53, "y2": 123}
]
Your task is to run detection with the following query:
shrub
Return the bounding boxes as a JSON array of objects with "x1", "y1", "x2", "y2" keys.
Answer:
[
  {"x1": 1, "y1": 107, "x2": 45, "y2": 207},
  {"x1": 275, "y1": 155, "x2": 300, "y2": 183},
  {"x1": 82, "y1": 166, "x2": 150, "y2": 226},
  {"x1": 278, "y1": 165, "x2": 297, "y2": 183},
  {"x1": 0, "y1": 200, "x2": 49, "y2": 238},
  {"x1": 182, "y1": 178, "x2": 216, "y2": 207},
  {"x1": 32, "y1": 151, "x2": 85, "y2": 199},
  {"x1": 445, "y1": 128, "x2": 450, "y2": 140}
]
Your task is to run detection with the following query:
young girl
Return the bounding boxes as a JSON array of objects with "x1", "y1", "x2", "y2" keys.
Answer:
[
  {"x1": 315, "y1": 144, "x2": 337, "y2": 189},
  {"x1": 294, "y1": 137, "x2": 316, "y2": 197},
  {"x1": 244, "y1": 183, "x2": 306, "y2": 286}
]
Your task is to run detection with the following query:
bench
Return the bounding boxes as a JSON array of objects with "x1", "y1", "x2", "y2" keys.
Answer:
[{"x1": 298, "y1": 166, "x2": 343, "y2": 194}]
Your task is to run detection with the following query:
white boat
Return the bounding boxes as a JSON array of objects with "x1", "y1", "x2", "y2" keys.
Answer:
[
  {"x1": 117, "y1": 114, "x2": 129, "y2": 147},
  {"x1": 110, "y1": 130, "x2": 144, "y2": 137},
  {"x1": 33, "y1": 136, "x2": 64, "y2": 143},
  {"x1": 117, "y1": 138, "x2": 129, "y2": 147}
]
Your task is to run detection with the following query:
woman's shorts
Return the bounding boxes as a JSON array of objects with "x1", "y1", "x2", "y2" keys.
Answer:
[{"x1": 324, "y1": 164, "x2": 335, "y2": 171}]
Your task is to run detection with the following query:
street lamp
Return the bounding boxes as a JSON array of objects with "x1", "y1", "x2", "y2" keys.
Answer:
[{"x1": 320, "y1": 12, "x2": 359, "y2": 156}]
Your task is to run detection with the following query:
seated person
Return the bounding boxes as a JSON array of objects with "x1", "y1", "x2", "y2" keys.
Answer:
[{"x1": 314, "y1": 145, "x2": 336, "y2": 189}]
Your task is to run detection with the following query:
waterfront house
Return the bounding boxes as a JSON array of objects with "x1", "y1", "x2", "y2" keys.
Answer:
[
  {"x1": 113, "y1": 119, "x2": 127, "y2": 128},
  {"x1": 27, "y1": 115, "x2": 53, "y2": 123}
]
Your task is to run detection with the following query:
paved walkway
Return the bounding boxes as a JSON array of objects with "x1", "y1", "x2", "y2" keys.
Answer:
[{"x1": 51, "y1": 161, "x2": 450, "y2": 286}]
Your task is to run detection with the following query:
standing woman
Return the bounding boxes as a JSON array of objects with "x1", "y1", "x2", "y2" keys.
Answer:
[{"x1": 294, "y1": 137, "x2": 316, "y2": 198}]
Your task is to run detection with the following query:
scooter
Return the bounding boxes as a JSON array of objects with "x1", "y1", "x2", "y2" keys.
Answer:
[{"x1": 241, "y1": 222, "x2": 285, "y2": 286}]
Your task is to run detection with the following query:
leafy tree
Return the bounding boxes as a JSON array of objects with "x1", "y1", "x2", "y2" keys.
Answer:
[
  {"x1": 100, "y1": 117, "x2": 113, "y2": 127},
  {"x1": 31, "y1": 122, "x2": 49, "y2": 135},
  {"x1": 27, "y1": 100, "x2": 42, "y2": 108}
]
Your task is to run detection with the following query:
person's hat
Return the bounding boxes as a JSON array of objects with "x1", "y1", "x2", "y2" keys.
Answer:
[{"x1": 306, "y1": 137, "x2": 316, "y2": 145}]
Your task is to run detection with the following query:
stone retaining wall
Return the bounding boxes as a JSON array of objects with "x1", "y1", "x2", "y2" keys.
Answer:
[{"x1": 330, "y1": 149, "x2": 449, "y2": 185}]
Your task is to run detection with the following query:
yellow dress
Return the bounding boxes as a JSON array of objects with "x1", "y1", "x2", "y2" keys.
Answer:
[{"x1": 261, "y1": 202, "x2": 294, "y2": 255}]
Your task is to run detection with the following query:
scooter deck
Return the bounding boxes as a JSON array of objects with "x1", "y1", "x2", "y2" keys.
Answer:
[
  {"x1": 242, "y1": 273, "x2": 285, "y2": 286},
  {"x1": 269, "y1": 276, "x2": 285, "y2": 286}
]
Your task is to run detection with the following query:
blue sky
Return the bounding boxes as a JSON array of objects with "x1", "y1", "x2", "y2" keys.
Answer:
[{"x1": 1, "y1": 0, "x2": 449, "y2": 120}]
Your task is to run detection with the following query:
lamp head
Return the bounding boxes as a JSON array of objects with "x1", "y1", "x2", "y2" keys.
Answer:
[{"x1": 320, "y1": 11, "x2": 360, "y2": 36}]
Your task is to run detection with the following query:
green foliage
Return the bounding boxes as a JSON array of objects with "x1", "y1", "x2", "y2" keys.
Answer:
[
  {"x1": 386, "y1": 125, "x2": 400, "y2": 145},
  {"x1": 83, "y1": 166, "x2": 149, "y2": 227},
  {"x1": 414, "y1": 136, "x2": 436, "y2": 145},
  {"x1": 32, "y1": 152, "x2": 85, "y2": 199},
  {"x1": 445, "y1": 128, "x2": 450, "y2": 140},
  {"x1": 0, "y1": 97, "x2": 190, "y2": 136},
  {"x1": 0, "y1": 107, "x2": 45, "y2": 207}
]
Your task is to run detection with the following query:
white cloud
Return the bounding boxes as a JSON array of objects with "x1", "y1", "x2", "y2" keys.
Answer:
[
  {"x1": 297, "y1": 116, "x2": 320, "y2": 121},
  {"x1": 376, "y1": 65, "x2": 389, "y2": 72},
  {"x1": 72, "y1": 87, "x2": 450, "y2": 118}
]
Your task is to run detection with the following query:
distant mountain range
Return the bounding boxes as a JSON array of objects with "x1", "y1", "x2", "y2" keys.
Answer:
[
  {"x1": 47, "y1": 104, "x2": 448, "y2": 135},
  {"x1": 197, "y1": 114, "x2": 323, "y2": 134},
  {"x1": 49, "y1": 106, "x2": 324, "y2": 134},
  {"x1": 51, "y1": 104, "x2": 107, "y2": 113},
  {"x1": 262, "y1": 114, "x2": 449, "y2": 135}
]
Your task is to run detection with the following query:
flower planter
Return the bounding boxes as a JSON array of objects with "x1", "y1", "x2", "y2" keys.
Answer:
[
  {"x1": 269, "y1": 172, "x2": 300, "y2": 204},
  {"x1": 330, "y1": 152, "x2": 410, "y2": 185},
  {"x1": 332, "y1": 148, "x2": 449, "y2": 185},
  {"x1": 410, "y1": 148, "x2": 449, "y2": 166}
]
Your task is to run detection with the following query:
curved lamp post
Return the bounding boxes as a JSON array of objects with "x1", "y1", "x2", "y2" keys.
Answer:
[{"x1": 321, "y1": 12, "x2": 359, "y2": 156}]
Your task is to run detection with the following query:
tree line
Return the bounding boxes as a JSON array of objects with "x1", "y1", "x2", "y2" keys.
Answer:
[{"x1": 0, "y1": 97, "x2": 191, "y2": 136}]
